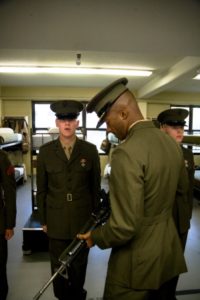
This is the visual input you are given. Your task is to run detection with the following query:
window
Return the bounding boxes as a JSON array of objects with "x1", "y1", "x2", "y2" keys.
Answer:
[
  {"x1": 34, "y1": 103, "x2": 55, "y2": 131},
  {"x1": 85, "y1": 111, "x2": 107, "y2": 153},
  {"x1": 32, "y1": 101, "x2": 107, "y2": 153},
  {"x1": 171, "y1": 105, "x2": 200, "y2": 134},
  {"x1": 192, "y1": 107, "x2": 200, "y2": 131},
  {"x1": 33, "y1": 102, "x2": 83, "y2": 132}
]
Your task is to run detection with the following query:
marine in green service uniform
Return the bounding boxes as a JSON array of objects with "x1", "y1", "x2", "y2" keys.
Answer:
[
  {"x1": 157, "y1": 108, "x2": 195, "y2": 300},
  {"x1": 78, "y1": 78, "x2": 188, "y2": 300},
  {"x1": 36, "y1": 100, "x2": 101, "y2": 300}
]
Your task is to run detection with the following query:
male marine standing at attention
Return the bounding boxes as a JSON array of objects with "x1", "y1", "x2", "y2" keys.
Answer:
[
  {"x1": 157, "y1": 108, "x2": 194, "y2": 250},
  {"x1": 157, "y1": 108, "x2": 195, "y2": 299},
  {"x1": 78, "y1": 78, "x2": 188, "y2": 300},
  {"x1": 36, "y1": 100, "x2": 101, "y2": 300}
]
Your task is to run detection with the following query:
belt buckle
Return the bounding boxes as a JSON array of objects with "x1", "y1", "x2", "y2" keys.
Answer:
[{"x1": 67, "y1": 193, "x2": 72, "y2": 201}]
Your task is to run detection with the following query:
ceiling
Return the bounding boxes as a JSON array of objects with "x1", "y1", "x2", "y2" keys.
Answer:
[{"x1": 0, "y1": 0, "x2": 200, "y2": 99}]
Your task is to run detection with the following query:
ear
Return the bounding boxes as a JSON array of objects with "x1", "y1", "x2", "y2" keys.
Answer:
[
  {"x1": 76, "y1": 120, "x2": 80, "y2": 128},
  {"x1": 160, "y1": 124, "x2": 166, "y2": 132},
  {"x1": 120, "y1": 110, "x2": 128, "y2": 120},
  {"x1": 55, "y1": 118, "x2": 59, "y2": 127}
]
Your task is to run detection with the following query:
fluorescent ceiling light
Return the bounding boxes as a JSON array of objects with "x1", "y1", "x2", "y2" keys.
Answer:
[
  {"x1": 0, "y1": 66, "x2": 152, "y2": 77},
  {"x1": 193, "y1": 74, "x2": 200, "y2": 80}
]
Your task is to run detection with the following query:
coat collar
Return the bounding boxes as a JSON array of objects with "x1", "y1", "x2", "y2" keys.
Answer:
[
  {"x1": 127, "y1": 120, "x2": 156, "y2": 139},
  {"x1": 54, "y1": 137, "x2": 84, "y2": 163}
]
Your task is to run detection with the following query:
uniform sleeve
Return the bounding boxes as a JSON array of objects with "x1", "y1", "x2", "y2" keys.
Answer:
[
  {"x1": 177, "y1": 156, "x2": 189, "y2": 196},
  {"x1": 36, "y1": 148, "x2": 48, "y2": 225},
  {"x1": 92, "y1": 146, "x2": 143, "y2": 248},
  {"x1": 173, "y1": 154, "x2": 190, "y2": 233},
  {"x1": 0, "y1": 151, "x2": 16, "y2": 229},
  {"x1": 185, "y1": 149, "x2": 195, "y2": 218}
]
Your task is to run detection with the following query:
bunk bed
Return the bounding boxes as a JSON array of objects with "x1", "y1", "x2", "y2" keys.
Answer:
[
  {"x1": 0, "y1": 127, "x2": 22, "y2": 144},
  {"x1": 22, "y1": 130, "x2": 59, "y2": 254},
  {"x1": 31, "y1": 127, "x2": 83, "y2": 153},
  {"x1": 194, "y1": 169, "x2": 200, "y2": 194},
  {"x1": 0, "y1": 127, "x2": 25, "y2": 183},
  {"x1": 31, "y1": 128, "x2": 59, "y2": 153},
  {"x1": 30, "y1": 129, "x2": 59, "y2": 212}
]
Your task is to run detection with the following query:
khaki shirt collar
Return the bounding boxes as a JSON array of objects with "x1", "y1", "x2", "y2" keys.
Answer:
[
  {"x1": 128, "y1": 119, "x2": 149, "y2": 131},
  {"x1": 59, "y1": 136, "x2": 76, "y2": 151}
]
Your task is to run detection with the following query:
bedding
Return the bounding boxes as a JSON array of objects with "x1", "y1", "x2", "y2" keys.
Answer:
[
  {"x1": 15, "y1": 167, "x2": 24, "y2": 183},
  {"x1": 0, "y1": 127, "x2": 23, "y2": 145},
  {"x1": 32, "y1": 133, "x2": 59, "y2": 149},
  {"x1": 32, "y1": 127, "x2": 85, "y2": 151},
  {"x1": 15, "y1": 166, "x2": 24, "y2": 177},
  {"x1": 194, "y1": 170, "x2": 200, "y2": 190},
  {"x1": 32, "y1": 129, "x2": 84, "y2": 150}
]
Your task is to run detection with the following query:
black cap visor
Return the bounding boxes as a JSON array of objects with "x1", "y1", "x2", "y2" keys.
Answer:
[
  {"x1": 165, "y1": 120, "x2": 186, "y2": 126},
  {"x1": 56, "y1": 113, "x2": 79, "y2": 120}
]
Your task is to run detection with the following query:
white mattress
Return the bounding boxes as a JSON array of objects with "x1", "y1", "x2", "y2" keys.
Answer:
[
  {"x1": 0, "y1": 131, "x2": 22, "y2": 144},
  {"x1": 194, "y1": 170, "x2": 200, "y2": 190},
  {"x1": 32, "y1": 133, "x2": 59, "y2": 148},
  {"x1": 15, "y1": 167, "x2": 24, "y2": 176}
]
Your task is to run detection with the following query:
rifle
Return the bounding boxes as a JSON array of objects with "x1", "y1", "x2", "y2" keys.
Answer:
[{"x1": 33, "y1": 189, "x2": 110, "y2": 300}]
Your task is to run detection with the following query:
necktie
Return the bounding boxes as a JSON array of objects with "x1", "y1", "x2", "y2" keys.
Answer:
[
  {"x1": 63, "y1": 146, "x2": 72, "y2": 159},
  {"x1": 68, "y1": 146, "x2": 72, "y2": 158}
]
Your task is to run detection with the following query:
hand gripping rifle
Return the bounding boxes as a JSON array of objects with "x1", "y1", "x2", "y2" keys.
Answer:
[{"x1": 33, "y1": 189, "x2": 110, "y2": 300}]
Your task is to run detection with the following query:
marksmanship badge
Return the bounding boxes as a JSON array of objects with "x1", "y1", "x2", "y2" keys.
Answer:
[{"x1": 80, "y1": 158, "x2": 86, "y2": 167}]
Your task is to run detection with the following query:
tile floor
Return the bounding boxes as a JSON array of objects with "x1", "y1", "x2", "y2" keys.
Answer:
[{"x1": 6, "y1": 179, "x2": 200, "y2": 300}]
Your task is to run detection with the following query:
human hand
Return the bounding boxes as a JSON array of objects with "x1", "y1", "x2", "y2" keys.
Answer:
[
  {"x1": 77, "y1": 231, "x2": 94, "y2": 248},
  {"x1": 5, "y1": 229, "x2": 14, "y2": 240},
  {"x1": 42, "y1": 225, "x2": 47, "y2": 233}
]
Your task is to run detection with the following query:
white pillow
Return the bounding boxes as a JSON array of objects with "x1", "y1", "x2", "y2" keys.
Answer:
[
  {"x1": 0, "y1": 127, "x2": 14, "y2": 134},
  {"x1": 48, "y1": 127, "x2": 59, "y2": 134}
]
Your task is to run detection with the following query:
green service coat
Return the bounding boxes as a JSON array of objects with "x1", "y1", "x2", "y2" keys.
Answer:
[
  {"x1": 173, "y1": 146, "x2": 194, "y2": 243},
  {"x1": 182, "y1": 146, "x2": 194, "y2": 221},
  {"x1": 36, "y1": 138, "x2": 101, "y2": 239},
  {"x1": 92, "y1": 121, "x2": 188, "y2": 290},
  {"x1": 0, "y1": 150, "x2": 16, "y2": 234}
]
